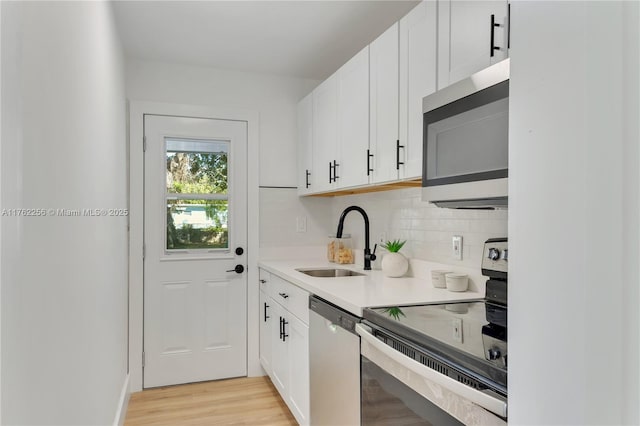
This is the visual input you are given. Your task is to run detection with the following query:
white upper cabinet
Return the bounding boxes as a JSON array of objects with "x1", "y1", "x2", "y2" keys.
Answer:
[
  {"x1": 297, "y1": 93, "x2": 313, "y2": 195},
  {"x1": 369, "y1": 23, "x2": 400, "y2": 184},
  {"x1": 437, "y1": 0, "x2": 509, "y2": 89},
  {"x1": 337, "y1": 46, "x2": 370, "y2": 188},
  {"x1": 298, "y1": 0, "x2": 509, "y2": 195},
  {"x1": 399, "y1": 1, "x2": 438, "y2": 179},
  {"x1": 311, "y1": 73, "x2": 339, "y2": 193}
]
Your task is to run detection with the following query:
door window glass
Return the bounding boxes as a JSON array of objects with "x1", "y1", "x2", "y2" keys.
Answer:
[{"x1": 165, "y1": 138, "x2": 229, "y2": 251}]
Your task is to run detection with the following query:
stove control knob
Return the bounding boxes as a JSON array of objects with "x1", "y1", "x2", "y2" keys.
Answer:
[
  {"x1": 488, "y1": 248, "x2": 501, "y2": 261},
  {"x1": 486, "y1": 348, "x2": 501, "y2": 361},
  {"x1": 500, "y1": 249, "x2": 508, "y2": 261}
]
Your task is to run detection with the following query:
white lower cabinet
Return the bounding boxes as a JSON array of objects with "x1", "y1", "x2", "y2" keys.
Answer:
[
  {"x1": 270, "y1": 301, "x2": 288, "y2": 394},
  {"x1": 259, "y1": 270, "x2": 310, "y2": 425},
  {"x1": 286, "y1": 314, "x2": 310, "y2": 423},
  {"x1": 259, "y1": 289, "x2": 273, "y2": 376}
]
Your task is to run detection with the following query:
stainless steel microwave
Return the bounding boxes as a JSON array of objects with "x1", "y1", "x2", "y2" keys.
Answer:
[{"x1": 422, "y1": 59, "x2": 509, "y2": 209}]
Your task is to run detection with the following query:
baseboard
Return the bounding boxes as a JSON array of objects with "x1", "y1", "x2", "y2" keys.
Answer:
[{"x1": 113, "y1": 373, "x2": 131, "y2": 426}]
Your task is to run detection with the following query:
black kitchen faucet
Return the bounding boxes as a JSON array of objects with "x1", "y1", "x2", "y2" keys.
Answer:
[{"x1": 336, "y1": 206, "x2": 377, "y2": 270}]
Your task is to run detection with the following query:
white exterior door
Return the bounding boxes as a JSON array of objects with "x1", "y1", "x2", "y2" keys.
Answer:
[{"x1": 143, "y1": 114, "x2": 248, "y2": 388}]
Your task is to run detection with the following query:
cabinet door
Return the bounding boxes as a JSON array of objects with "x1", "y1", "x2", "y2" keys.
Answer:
[
  {"x1": 287, "y1": 314, "x2": 310, "y2": 425},
  {"x1": 270, "y1": 302, "x2": 288, "y2": 396},
  {"x1": 438, "y1": 0, "x2": 508, "y2": 89},
  {"x1": 399, "y1": 1, "x2": 437, "y2": 179},
  {"x1": 312, "y1": 73, "x2": 339, "y2": 193},
  {"x1": 259, "y1": 290, "x2": 273, "y2": 375},
  {"x1": 297, "y1": 93, "x2": 314, "y2": 195},
  {"x1": 337, "y1": 46, "x2": 370, "y2": 189},
  {"x1": 370, "y1": 22, "x2": 400, "y2": 184}
]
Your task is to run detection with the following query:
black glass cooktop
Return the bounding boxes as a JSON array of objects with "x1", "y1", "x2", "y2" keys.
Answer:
[{"x1": 363, "y1": 300, "x2": 507, "y2": 392}]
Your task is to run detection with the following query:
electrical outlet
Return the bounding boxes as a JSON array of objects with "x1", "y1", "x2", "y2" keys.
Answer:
[
  {"x1": 452, "y1": 318, "x2": 463, "y2": 343},
  {"x1": 296, "y1": 216, "x2": 307, "y2": 233},
  {"x1": 452, "y1": 235, "x2": 463, "y2": 260},
  {"x1": 379, "y1": 232, "x2": 387, "y2": 243}
]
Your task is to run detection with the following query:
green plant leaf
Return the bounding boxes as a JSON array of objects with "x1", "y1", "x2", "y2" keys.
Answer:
[
  {"x1": 382, "y1": 307, "x2": 405, "y2": 320},
  {"x1": 383, "y1": 239, "x2": 406, "y2": 253}
]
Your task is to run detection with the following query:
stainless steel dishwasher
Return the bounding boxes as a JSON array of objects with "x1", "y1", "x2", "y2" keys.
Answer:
[{"x1": 309, "y1": 295, "x2": 361, "y2": 425}]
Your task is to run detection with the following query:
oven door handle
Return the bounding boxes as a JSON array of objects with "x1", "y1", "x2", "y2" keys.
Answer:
[{"x1": 356, "y1": 323, "x2": 508, "y2": 418}]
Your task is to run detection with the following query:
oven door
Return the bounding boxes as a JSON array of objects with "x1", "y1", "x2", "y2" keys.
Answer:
[{"x1": 357, "y1": 324, "x2": 507, "y2": 426}]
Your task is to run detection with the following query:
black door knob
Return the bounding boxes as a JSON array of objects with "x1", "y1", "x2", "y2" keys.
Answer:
[
  {"x1": 226, "y1": 265, "x2": 245, "y2": 274},
  {"x1": 235, "y1": 247, "x2": 244, "y2": 256}
]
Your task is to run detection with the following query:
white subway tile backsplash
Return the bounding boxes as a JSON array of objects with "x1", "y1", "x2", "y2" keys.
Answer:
[
  {"x1": 330, "y1": 187, "x2": 507, "y2": 269},
  {"x1": 259, "y1": 186, "x2": 507, "y2": 271}
]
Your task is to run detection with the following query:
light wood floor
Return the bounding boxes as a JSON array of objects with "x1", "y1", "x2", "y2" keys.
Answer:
[{"x1": 125, "y1": 376, "x2": 297, "y2": 426}]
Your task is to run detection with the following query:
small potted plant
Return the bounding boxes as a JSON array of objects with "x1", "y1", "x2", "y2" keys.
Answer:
[{"x1": 381, "y1": 239, "x2": 409, "y2": 277}]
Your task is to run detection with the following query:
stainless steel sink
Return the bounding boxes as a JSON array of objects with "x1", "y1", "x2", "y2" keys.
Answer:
[{"x1": 296, "y1": 268, "x2": 365, "y2": 278}]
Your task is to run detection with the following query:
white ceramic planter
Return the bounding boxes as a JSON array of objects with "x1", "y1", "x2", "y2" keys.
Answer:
[{"x1": 381, "y1": 252, "x2": 409, "y2": 278}]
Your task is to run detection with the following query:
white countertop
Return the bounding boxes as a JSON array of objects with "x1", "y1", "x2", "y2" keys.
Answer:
[{"x1": 258, "y1": 259, "x2": 484, "y2": 317}]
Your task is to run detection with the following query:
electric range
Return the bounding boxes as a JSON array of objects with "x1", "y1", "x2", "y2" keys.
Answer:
[{"x1": 360, "y1": 238, "x2": 508, "y2": 423}]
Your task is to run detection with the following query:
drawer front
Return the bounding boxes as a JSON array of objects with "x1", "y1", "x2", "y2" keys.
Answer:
[
  {"x1": 270, "y1": 273, "x2": 309, "y2": 325},
  {"x1": 259, "y1": 269, "x2": 271, "y2": 295}
]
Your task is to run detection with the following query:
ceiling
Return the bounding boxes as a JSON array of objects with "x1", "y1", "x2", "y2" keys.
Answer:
[{"x1": 112, "y1": 1, "x2": 420, "y2": 81}]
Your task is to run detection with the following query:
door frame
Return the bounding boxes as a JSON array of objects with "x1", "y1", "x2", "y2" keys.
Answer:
[{"x1": 128, "y1": 101, "x2": 260, "y2": 392}]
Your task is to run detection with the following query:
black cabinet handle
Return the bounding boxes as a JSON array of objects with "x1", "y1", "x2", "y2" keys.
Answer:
[
  {"x1": 333, "y1": 160, "x2": 339, "y2": 181},
  {"x1": 507, "y1": 4, "x2": 511, "y2": 49},
  {"x1": 279, "y1": 316, "x2": 284, "y2": 339},
  {"x1": 367, "y1": 149, "x2": 374, "y2": 176},
  {"x1": 264, "y1": 302, "x2": 270, "y2": 322},
  {"x1": 282, "y1": 318, "x2": 289, "y2": 341},
  {"x1": 259, "y1": 279, "x2": 266, "y2": 284},
  {"x1": 279, "y1": 292, "x2": 289, "y2": 299},
  {"x1": 490, "y1": 14, "x2": 501, "y2": 57},
  {"x1": 329, "y1": 161, "x2": 333, "y2": 183},
  {"x1": 396, "y1": 140, "x2": 405, "y2": 170},
  {"x1": 305, "y1": 169, "x2": 311, "y2": 188},
  {"x1": 226, "y1": 265, "x2": 244, "y2": 274}
]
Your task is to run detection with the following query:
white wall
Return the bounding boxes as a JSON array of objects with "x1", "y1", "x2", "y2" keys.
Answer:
[
  {"x1": 259, "y1": 188, "x2": 332, "y2": 250},
  {"x1": 1, "y1": 2, "x2": 129, "y2": 425},
  {"x1": 509, "y1": 1, "x2": 639, "y2": 424},
  {"x1": 125, "y1": 59, "x2": 319, "y2": 187}
]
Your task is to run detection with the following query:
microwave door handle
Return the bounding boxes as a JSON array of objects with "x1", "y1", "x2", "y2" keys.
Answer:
[{"x1": 355, "y1": 323, "x2": 508, "y2": 418}]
